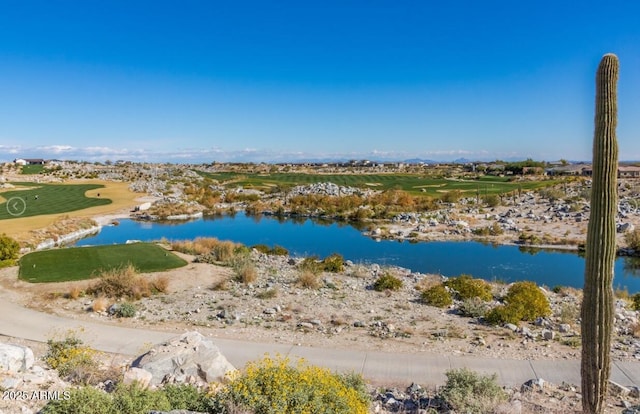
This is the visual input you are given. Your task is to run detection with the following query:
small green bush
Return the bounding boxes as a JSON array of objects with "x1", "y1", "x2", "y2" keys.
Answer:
[
  {"x1": 115, "y1": 302, "x2": 137, "y2": 318},
  {"x1": 299, "y1": 256, "x2": 322, "y2": 274},
  {"x1": 632, "y1": 293, "x2": 640, "y2": 311},
  {"x1": 485, "y1": 281, "x2": 551, "y2": 325},
  {"x1": 0, "y1": 233, "x2": 19, "y2": 267},
  {"x1": 373, "y1": 273, "x2": 403, "y2": 292},
  {"x1": 162, "y1": 384, "x2": 211, "y2": 412},
  {"x1": 482, "y1": 194, "x2": 501, "y2": 207},
  {"x1": 252, "y1": 244, "x2": 271, "y2": 254},
  {"x1": 112, "y1": 383, "x2": 171, "y2": 413},
  {"x1": 322, "y1": 253, "x2": 344, "y2": 273},
  {"x1": 252, "y1": 244, "x2": 289, "y2": 256},
  {"x1": 270, "y1": 245, "x2": 289, "y2": 256},
  {"x1": 420, "y1": 284, "x2": 452, "y2": 308},
  {"x1": 439, "y1": 368, "x2": 507, "y2": 414},
  {"x1": 625, "y1": 228, "x2": 640, "y2": 251},
  {"x1": 459, "y1": 297, "x2": 491, "y2": 318},
  {"x1": 445, "y1": 275, "x2": 493, "y2": 301},
  {"x1": 41, "y1": 384, "x2": 211, "y2": 414},
  {"x1": 40, "y1": 387, "x2": 112, "y2": 414}
]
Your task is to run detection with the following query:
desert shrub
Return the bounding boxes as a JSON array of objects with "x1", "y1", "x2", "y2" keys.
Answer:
[
  {"x1": 445, "y1": 275, "x2": 493, "y2": 301},
  {"x1": 252, "y1": 244, "x2": 290, "y2": 256},
  {"x1": 88, "y1": 264, "x2": 152, "y2": 300},
  {"x1": 421, "y1": 284, "x2": 453, "y2": 308},
  {"x1": 40, "y1": 386, "x2": 113, "y2": 414},
  {"x1": 115, "y1": 302, "x2": 137, "y2": 318},
  {"x1": 459, "y1": 297, "x2": 491, "y2": 318},
  {"x1": 322, "y1": 253, "x2": 344, "y2": 273},
  {"x1": 485, "y1": 281, "x2": 550, "y2": 325},
  {"x1": 252, "y1": 244, "x2": 271, "y2": 254},
  {"x1": 151, "y1": 275, "x2": 170, "y2": 293},
  {"x1": 45, "y1": 332, "x2": 100, "y2": 384},
  {"x1": 482, "y1": 194, "x2": 501, "y2": 207},
  {"x1": 373, "y1": 273, "x2": 403, "y2": 292},
  {"x1": 439, "y1": 368, "x2": 507, "y2": 414},
  {"x1": 632, "y1": 293, "x2": 640, "y2": 311},
  {"x1": 626, "y1": 229, "x2": 640, "y2": 251},
  {"x1": 211, "y1": 240, "x2": 238, "y2": 263},
  {"x1": 91, "y1": 296, "x2": 110, "y2": 312},
  {"x1": 232, "y1": 255, "x2": 258, "y2": 284},
  {"x1": 162, "y1": 384, "x2": 211, "y2": 412},
  {"x1": 255, "y1": 288, "x2": 278, "y2": 299},
  {"x1": 299, "y1": 256, "x2": 322, "y2": 274},
  {"x1": 297, "y1": 270, "x2": 321, "y2": 289},
  {"x1": 270, "y1": 245, "x2": 289, "y2": 256},
  {"x1": 472, "y1": 223, "x2": 504, "y2": 236},
  {"x1": 441, "y1": 190, "x2": 463, "y2": 203},
  {"x1": 112, "y1": 383, "x2": 171, "y2": 413},
  {"x1": 220, "y1": 355, "x2": 370, "y2": 414},
  {"x1": 67, "y1": 285, "x2": 84, "y2": 299},
  {"x1": 41, "y1": 383, "x2": 210, "y2": 414},
  {"x1": 211, "y1": 277, "x2": 230, "y2": 291},
  {"x1": 0, "y1": 233, "x2": 19, "y2": 267}
]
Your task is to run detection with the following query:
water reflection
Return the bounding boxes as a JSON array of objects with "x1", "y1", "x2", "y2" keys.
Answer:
[{"x1": 623, "y1": 257, "x2": 640, "y2": 277}]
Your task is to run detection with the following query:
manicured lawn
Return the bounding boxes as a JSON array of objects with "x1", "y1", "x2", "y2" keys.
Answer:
[
  {"x1": 0, "y1": 182, "x2": 111, "y2": 220},
  {"x1": 19, "y1": 243, "x2": 188, "y2": 283},
  {"x1": 197, "y1": 171, "x2": 556, "y2": 197},
  {"x1": 20, "y1": 165, "x2": 45, "y2": 175}
]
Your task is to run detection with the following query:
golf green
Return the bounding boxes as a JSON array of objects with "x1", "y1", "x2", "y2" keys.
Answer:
[
  {"x1": 0, "y1": 182, "x2": 111, "y2": 220},
  {"x1": 19, "y1": 243, "x2": 188, "y2": 283}
]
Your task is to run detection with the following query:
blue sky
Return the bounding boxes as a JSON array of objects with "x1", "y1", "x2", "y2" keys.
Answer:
[{"x1": 1, "y1": 1, "x2": 639, "y2": 163}]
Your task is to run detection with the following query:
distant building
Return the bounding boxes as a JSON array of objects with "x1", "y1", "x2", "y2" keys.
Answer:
[
  {"x1": 581, "y1": 165, "x2": 640, "y2": 178},
  {"x1": 14, "y1": 158, "x2": 45, "y2": 165}
]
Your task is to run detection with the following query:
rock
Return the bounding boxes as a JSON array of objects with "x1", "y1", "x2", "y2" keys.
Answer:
[
  {"x1": 0, "y1": 343, "x2": 35, "y2": 373},
  {"x1": 123, "y1": 367, "x2": 154, "y2": 389},
  {"x1": 559, "y1": 324, "x2": 571, "y2": 333},
  {"x1": 610, "y1": 380, "x2": 632, "y2": 397},
  {"x1": 297, "y1": 322, "x2": 314, "y2": 329},
  {"x1": 521, "y1": 378, "x2": 545, "y2": 392},
  {"x1": 505, "y1": 323, "x2": 518, "y2": 332},
  {"x1": 353, "y1": 321, "x2": 365, "y2": 328},
  {"x1": 131, "y1": 331, "x2": 235, "y2": 388},
  {"x1": 542, "y1": 329, "x2": 555, "y2": 340}
]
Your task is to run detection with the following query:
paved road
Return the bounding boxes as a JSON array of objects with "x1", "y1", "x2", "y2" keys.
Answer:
[{"x1": 2, "y1": 295, "x2": 640, "y2": 387}]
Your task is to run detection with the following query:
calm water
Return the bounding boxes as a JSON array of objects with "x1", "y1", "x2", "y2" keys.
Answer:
[{"x1": 75, "y1": 214, "x2": 640, "y2": 292}]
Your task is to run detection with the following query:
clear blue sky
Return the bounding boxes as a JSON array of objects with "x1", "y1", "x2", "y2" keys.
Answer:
[{"x1": 1, "y1": 1, "x2": 639, "y2": 163}]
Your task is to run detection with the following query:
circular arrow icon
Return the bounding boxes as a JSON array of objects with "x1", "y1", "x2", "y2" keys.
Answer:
[{"x1": 6, "y1": 197, "x2": 27, "y2": 217}]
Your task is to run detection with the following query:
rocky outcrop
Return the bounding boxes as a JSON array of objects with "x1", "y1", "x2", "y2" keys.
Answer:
[
  {"x1": 0, "y1": 343, "x2": 34, "y2": 373},
  {"x1": 130, "y1": 331, "x2": 235, "y2": 388}
]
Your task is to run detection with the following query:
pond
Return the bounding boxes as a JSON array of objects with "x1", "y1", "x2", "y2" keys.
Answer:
[{"x1": 75, "y1": 214, "x2": 640, "y2": 293}]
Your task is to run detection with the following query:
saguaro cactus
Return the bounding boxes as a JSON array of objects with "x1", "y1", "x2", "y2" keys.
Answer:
[{"x1": 581, "y1": 53, "x2": 619, "y2": 414}]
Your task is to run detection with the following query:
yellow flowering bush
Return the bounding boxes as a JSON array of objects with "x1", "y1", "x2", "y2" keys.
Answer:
[
  {"x1": 45, "y1": 331, "x2": 99, "y2": 384},
  {"x1": 221, "y1": 355, "x2": 370, "y2": 414}
]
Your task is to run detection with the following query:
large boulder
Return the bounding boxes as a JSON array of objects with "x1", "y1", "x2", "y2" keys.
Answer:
[
  {"x1": 0, "y1": 343, "x2": 34, "y2": 373},
  {"x1": 131, "y1": 332, "x2": 235, "y2": 388}
]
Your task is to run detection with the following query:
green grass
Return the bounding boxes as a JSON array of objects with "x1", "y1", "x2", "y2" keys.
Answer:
[
  {"x1": 20, "y1": 165, "x2": 45, "y2": 175},
  {"x1": 196, "y1": 170, "x2": 556, "y2": 197},
  {"x1": 0, "y1": 182, "x2": 111, "y2": 220},
  {"x1": 19, "y1": 243, "x2": 188, "y2": 283}
]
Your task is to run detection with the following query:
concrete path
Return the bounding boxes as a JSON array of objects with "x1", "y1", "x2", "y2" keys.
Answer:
[{"x1": 2, "y1": 296, "x2": 640, "y2": 387}]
